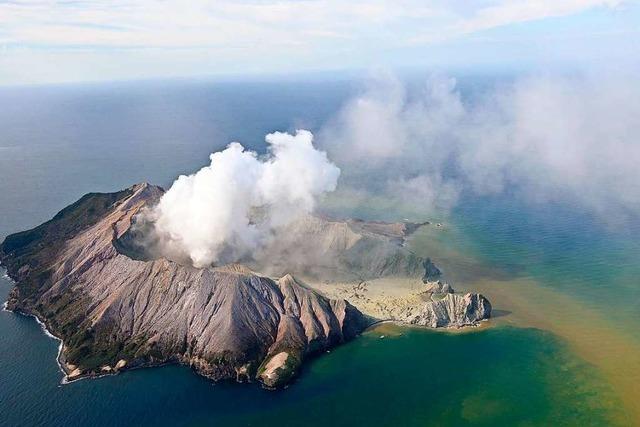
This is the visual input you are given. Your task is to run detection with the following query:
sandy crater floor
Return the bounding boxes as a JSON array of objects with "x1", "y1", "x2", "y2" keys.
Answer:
[{"x1": 309, "y1": 277, "x2": 449, "y2": 321}]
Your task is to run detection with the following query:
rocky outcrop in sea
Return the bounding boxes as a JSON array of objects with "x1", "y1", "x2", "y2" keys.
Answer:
[{"x1": 399, "y1": 291, "x2": 492, "y2": 328}]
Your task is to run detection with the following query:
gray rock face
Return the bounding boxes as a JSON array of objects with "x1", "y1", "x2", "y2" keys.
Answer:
[
  {"x1": 248, "y1": 215, "x2": 427, "y2": 281},
  {"x1": 0, "y1": 183, "x2": 369, "y2": 387},
  {"x1": 400, "y1": 293, "x2": 492, "y2": 328},
  {"x1": 423, "y1": 281, "x2": 454, "y2": 294}
]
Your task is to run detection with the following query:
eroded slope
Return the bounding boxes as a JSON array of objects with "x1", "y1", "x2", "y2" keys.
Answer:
[{"x1": 0, "y1": 184, "x2": 369, "y2": 387}]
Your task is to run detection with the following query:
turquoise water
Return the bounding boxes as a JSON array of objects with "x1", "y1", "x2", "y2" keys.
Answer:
[
  {"x1": 0, "y1": 78, "x2": 637, "y2": 425},
  {"x1": 452, "y1": 196, "x2": 640, "y2": 332}
]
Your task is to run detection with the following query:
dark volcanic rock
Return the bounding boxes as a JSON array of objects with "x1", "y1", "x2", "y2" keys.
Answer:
[
  {"x1": 422, "y1": 258, "x2": 442, "y2": 283},
  {"x1": 0, "y1": 183, "x2": 370, "y2": 387}
]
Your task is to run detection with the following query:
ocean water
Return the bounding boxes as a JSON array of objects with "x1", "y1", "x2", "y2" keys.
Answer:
[{"x1": 0, "y1": 78, "x2": 637, "y2": 426}]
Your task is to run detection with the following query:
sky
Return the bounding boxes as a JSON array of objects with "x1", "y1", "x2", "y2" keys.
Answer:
[{"x1": 0, "y1": 0, "x2": 639, "y2": 85}]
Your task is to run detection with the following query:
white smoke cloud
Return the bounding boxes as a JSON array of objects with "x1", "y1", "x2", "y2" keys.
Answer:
[
  {"x1": 143, "y1": 70, "x2": 639, "y2": 268},
  {"x1": 319, "y1": 72, "x2": 466, "y2": 216},
  {"x1": 320, "y1": 69, "x2": 640, "y2": 222},
  {"x1": 149, "y1": 129, "x2": 340, "y2": 267}
]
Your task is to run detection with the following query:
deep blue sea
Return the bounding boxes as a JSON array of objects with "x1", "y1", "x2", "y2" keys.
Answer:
[{"x1": 1, "y1": 77, "x2": 638, "y2": 426}]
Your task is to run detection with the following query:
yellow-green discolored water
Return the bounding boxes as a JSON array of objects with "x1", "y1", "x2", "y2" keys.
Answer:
[{"x1": 406, "y1": 200, "x2": 640, "y2": 425}]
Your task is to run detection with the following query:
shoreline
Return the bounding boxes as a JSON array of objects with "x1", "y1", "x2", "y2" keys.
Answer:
[
  {"x1": 364, "y1": 318, "x2": 492, "y2": 334},
  {"x1": 5, "y1": 303, "x2": 122, "y2": 385},
  {"x1": 1, "y1": 268, "x2": 77, "y2": 384},
  {"x1": 2, "y1": 266, "x2": 491, "y2": 388},
  {"x1": 29, "y1": 311, "x2": 70, "y2": 384}
]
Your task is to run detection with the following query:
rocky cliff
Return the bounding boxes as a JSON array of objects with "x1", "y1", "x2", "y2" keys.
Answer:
[
  {"x1": 398, "y1": 292, "x2": 492, "y2": 328},
  {"x1": 0, "y1": 183, "x2": 370, "y2": 387}
]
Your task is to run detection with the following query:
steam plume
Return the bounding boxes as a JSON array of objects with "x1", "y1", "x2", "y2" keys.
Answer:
[
  {"x1": 320, "y1": 70, "x2": 640, "y2": 221},
  {"x1": 150, "y1": 130, "x2": 340, "y2": 267}
]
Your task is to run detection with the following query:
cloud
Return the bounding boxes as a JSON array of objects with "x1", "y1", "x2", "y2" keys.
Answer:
[
  {"x1": 411, "y1": 0, "x2": 625, "y2": 43},
  {"x1": 319, "y1": 69, "x2": 640, "y2": 221},
  {"x1": 1, "y1": 0, "x2": 633, "y2": 85},
  {"x1": 319, "y1": 72, "x2": 466, "y2": 216},
  {"x1": 148, "y1": 129, "x2": 340, "y2": 267},
  {"x1": 0, "y1": 0, "x2": 623, "y2": 49}
]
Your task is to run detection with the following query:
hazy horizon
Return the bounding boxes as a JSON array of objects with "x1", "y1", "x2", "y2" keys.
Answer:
[{"x1": 1, "y1": 0, "x2": 639, "y2": 86}]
